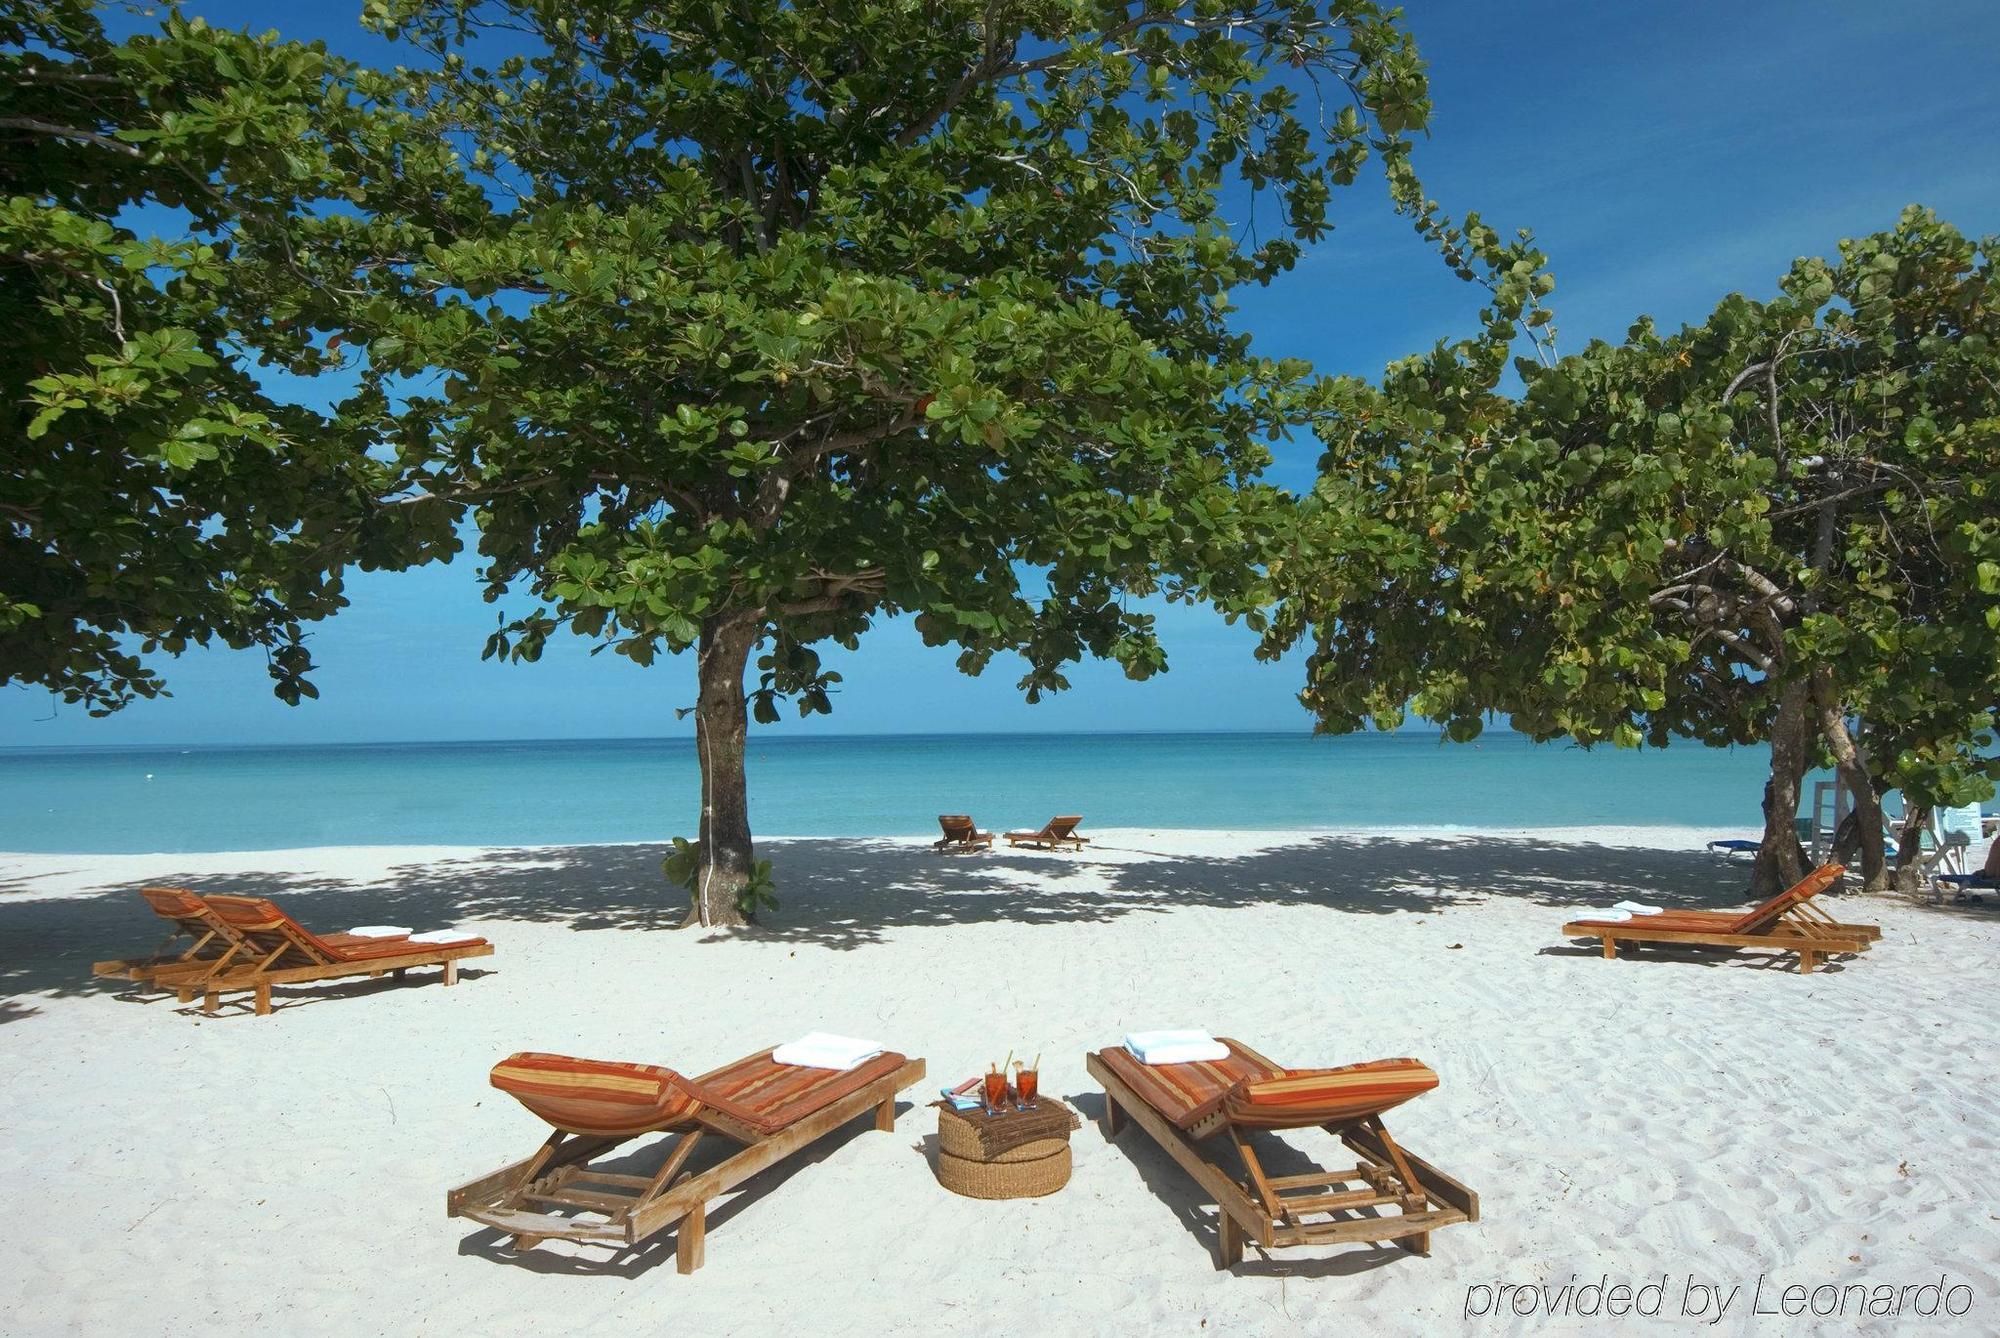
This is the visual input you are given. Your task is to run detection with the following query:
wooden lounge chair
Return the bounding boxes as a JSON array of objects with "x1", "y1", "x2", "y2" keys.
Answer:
[
  {"x1": 1003, "y1": 815, "x2": 1088, "y2": 850},
  {"x1": 934, "y1": 814, "x2": 995, "y2": 851},
  {"x1": 91, "y1": 887, "x2": 414, "y2": 989},
  {"x1": 447, "y1": 1046, "x2": 927, "y2": 1272},
  {"x1": 182, "y1": 894, "x2": 489, "y2": 1016},
  {"x1": 1560, "y1": 863, "x2": 1880, "y2": 974},
  {"x1": 1088, "y1": 1039, "x2": 1477, "y2": 1269}
]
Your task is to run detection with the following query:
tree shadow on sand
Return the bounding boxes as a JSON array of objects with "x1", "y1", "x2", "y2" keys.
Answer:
[{"x1": 0, "y1": 833, "x2": 1915, "y2": 1016}]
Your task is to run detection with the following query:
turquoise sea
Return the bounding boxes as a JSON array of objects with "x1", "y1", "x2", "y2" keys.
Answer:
[{"x1": 0, "y1": 731, "x2": 1785, "y2": 854}]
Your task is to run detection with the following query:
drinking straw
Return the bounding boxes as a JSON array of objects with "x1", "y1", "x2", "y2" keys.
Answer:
[
  {"x1": 1032, "y1": 1052, "x2": 1041, "y2": 1072},
  {"x1": 1003, "y1": 1048, "x2": 1014, "y2": 1074}
]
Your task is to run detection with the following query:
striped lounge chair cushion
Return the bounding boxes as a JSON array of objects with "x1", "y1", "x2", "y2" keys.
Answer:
[
  {"x1": 140, "y1": 887, "x2": 210, "y2": 922},
  {"x1": 490, "y1": 1052, "x2": 700, "y2": 1136},
  {"x1": 685, "y1": 1048, "x2": 909, "y2": 1136},
  {"x1": 1222, "y1": 1058, "x2": 1438, "y2": 1128},
  {"x1": 1095, "y1": 1039, "x2": 1285, "y2": 1129},
  {"x1": 202, "y1": 894, "x2": 486, "y2": 962}
]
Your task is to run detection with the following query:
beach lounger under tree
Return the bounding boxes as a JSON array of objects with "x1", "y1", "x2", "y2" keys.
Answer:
[
  {"x1": 1087, "y1": 1040, "x2": 1477, "y2": 1268},
  {"x1": 1560, "y1": 863, "x2": 1880, "y2": 974},
  {"x1": 92, "y1": 887, "x2": 426, "y2": 994},
  {"x1": 933, "y1": 814, "x2": 995, "y2": 851},
  {"x1": 157, "y1": 894, "x2": 490, "y2": 1016},
  {"x1": 1003, "y1": 815, "x2": 1088, "y2": 850},
  {"x1": 92, "y1": 887, "x2": 250, "y2": 988},
  {"x1": 448, "y1": 1046, "x2": 926, "y2": 1272}
]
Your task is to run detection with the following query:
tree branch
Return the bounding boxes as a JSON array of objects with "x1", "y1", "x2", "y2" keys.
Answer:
[{"x1": 0, "y1": 117, "x2": 143, "y2": 156}]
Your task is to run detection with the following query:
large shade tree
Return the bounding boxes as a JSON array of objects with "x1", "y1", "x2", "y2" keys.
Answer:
[
  {"x1": 1270, "y1": 208, "x2": 2000, "y2": 894},
  {"x1": 277, "y1": 0, "x2": 1485, "y2": 925},
  {"x1": 0, "y1": 4, "x2": 437, "y2": 712}
]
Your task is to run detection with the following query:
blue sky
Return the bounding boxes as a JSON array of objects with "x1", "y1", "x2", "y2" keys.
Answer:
[{"x1": 9, "y1": 1, "x2": 2000, "y2": 747}]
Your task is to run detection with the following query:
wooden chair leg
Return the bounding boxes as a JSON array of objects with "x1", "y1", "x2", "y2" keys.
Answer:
[
  {"x1": 874, "y1": 1095, "x2": 897, "y2": 1132},
  {"x1": 1396, "y1": 1229, "x2": 1431, "y2": 1256},
  {"x1": 254, "y1": 982, "x2": 272, "y2": 1016},
  {"x1": 1601, "y1": 936, "x2": 1617, "y2": 959},
  {"x1": 1218, "y1": 1213, "x2": 1244, "y2": 1269},
  {"x1": 676, "y1": 1201, "x2": 707, "y2": 1274},
  {"x1": 1231, "y1": 1129, "x2": 1282, "y2": 1220},
  {"x1": 1798, "y1": 949, "x2": 1818, "y2": 974},
  {"x1": 202, "y1": 990, "x2": 220, "y2": 1015},
  {"x1": 1104, "y1": 1096, "x2": 1125, "y2": 1138},
  {"x1": 444, "y1": 958, "x2": 459, "y2": 986},
  {"x1": 1365, "y1": 1117, "x2": 1428, "y2": 1204}
]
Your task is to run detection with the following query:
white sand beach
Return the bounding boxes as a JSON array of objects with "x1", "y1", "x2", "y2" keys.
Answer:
[{"x1": 2, "y1": 827, "x2": 1996, "y2": 1336}]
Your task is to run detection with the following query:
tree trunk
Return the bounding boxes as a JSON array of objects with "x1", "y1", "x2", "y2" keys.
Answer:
[
  {"x1": 1753, "y1": 679, "x2": 1813, "y2": 896},
  {"x1": 1891, "y1": 804, "x2": 1930, "y2": 894},
  {"x1": 687, "y1": 615, "x2": 759, "y2": 929},
  {"x1": 1810, "y1": 671, "x2": 1886, "y2": 889}
]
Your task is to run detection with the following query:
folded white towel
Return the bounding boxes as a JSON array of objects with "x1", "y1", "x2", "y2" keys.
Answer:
[
  {"x1": 405, "y1": 928, "x2": 477, "y2": 945},
  {"x1": 346, "y1": 925, "x2": 411, "y2": 938},
  {"x1": 1612, "y1": 901, "x2": 1663, "y2": 915},
  {"x1": 1583, "y1": 908, "x2": 1633, "y2": 922},
  {"x1": 1124, "y1": 1029, "x2": 1229, "y2": 1066},
  {"x1": 773, "y1": 1032, "x2": 885, "y2": 1071},
  {"x1": 1140, "y1": 1043, "x2": 1232, "y2": 1066}
]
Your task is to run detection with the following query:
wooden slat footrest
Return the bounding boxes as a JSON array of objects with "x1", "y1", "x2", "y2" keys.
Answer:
[
  {"x1": 456, "y1": 1204, "x2": 630, "y2": 1245},
  {"x1": 523, "y1": 1185, "x2": 638, "y2": 1214},
  {"x1": 1280, "y1": 1185, "x2": 1401, "y2": 1216},
  {"x1": 1274, "y1": 1205, "x2": 1469, "y2": 1247}
]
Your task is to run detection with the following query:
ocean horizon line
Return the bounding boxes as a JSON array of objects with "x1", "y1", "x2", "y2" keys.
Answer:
[{"x1": 0, "y1": 725, "x2": 1633, "y2": 757}]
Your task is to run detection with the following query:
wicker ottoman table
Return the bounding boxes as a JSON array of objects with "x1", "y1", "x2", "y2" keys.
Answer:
[{"x1": 935, "y1": 1096, "x2": 1081, "y2": 1199}]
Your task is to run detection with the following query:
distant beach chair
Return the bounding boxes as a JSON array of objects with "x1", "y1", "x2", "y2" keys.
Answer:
[
  {"x1": 1932, "y1": 807, "x2": 1998, "y2": 901},
  {"x1": 934, "y1": 814, "x2": 995, "y2": 852},
  {"x1": 1705, "y1": 838, "x2": 1760, "y2": 858},
  {"x1": 172, "y1": 894, "x2": 489, "y2": 1016},
  {"x1": 448, "y1": 1045, "x2": 926, "y2": 1271},
  {"x1": 1922, "y1": 804, "x2": 1985, "y2": 902},
  {"x1": 1087, "y1": 1038, "x2": 1476, "y2": 1268},
  {"x1": 1003, "y1": 815, "x2": 1088, "y2": 850},
  {"x1": 1560, "y1": 863, "x2": 1880, "y2": 974}
]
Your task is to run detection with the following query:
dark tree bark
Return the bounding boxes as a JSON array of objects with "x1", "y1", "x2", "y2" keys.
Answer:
[
  {"x1": 1812, "y1": 671, "x2": 1886, "y2": 889},
  {"x1": 1753, "y1": 678, "x2": 1813, "y2": 896},
  {"x1": 1891, "y1": 804, "x2": 1931, "y2": 894},
  {"x1": 688, "y1": 614, "x2": 759, "y2": 928}
]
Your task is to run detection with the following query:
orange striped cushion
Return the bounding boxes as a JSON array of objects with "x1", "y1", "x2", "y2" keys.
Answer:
[
  {"x1": 1095, "y1": 1039, "x2": 1283, "y2": 1129},
  {"x1": 200, "y1": 894, "x2": 485, "y2": 962},
  {"x1": 490, "y1": 1052, "x2": 699, "y2": 1135},
  {"x1": 686, "y1": 1048, "x2": 908, "y2": 1135},
  {"x1": 1571, "y1": 909, "x2": 1750, "y2": 930},
  {"x1": 1224, "y1": 1058, "x2": 1437, "y2": 1128},
  {"x1": 140, "y1": 887, "x2": 209, "y2": 921},
  {"x1": 202, "y1": 894, "x2": 292, "y2": 931},
  {"x1": 1570, "y1": 863, "x2": 1846, "y2": 934}
]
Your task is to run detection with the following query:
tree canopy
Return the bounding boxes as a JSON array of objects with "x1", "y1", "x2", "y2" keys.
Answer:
[
  {"x1": 1270, "y1": 207, "x2": 2000, "y2": 891},
  {"x1": 254, "y1": 0, "x2": 1500, "y2": 924},
  {"x1": 0, "y1": 4, "x2": 433, "y2": 712}
]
